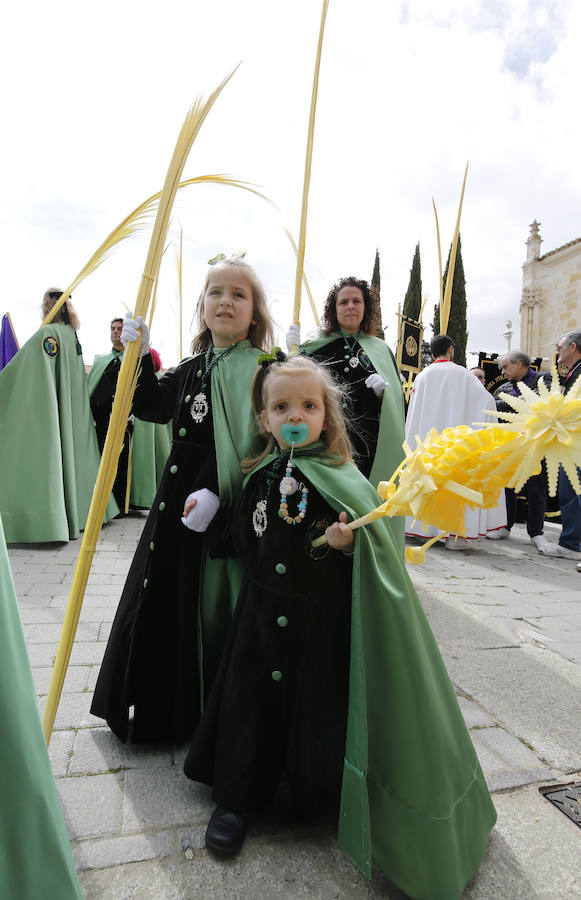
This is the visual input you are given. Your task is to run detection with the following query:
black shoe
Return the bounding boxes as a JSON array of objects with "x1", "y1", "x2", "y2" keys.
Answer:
[{"x1": 205, "y1": 807, "x2": 248, "y2": 855}]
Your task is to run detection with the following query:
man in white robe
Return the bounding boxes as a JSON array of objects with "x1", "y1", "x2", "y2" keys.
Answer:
[{"x1": 405, "y1": 334, "x2": 507, "y2": 548}]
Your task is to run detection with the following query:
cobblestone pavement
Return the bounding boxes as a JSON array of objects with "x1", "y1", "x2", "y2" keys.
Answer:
[{"x1": 8, "y1": 515, "x2": 581, "y2": 899}]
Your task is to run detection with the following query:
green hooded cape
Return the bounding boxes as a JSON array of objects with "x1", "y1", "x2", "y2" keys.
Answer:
[
  {"x1": 87, "y1": 350, "x2": 171, "y2": 508},
  {"x1": 0, "y1": 515, "x2": 82, "y2": 898},
  {"x1": 0, "y1": 324, "x2": 118, "y2": 542},
  {"x1": 248, "y1": 450, "x2": 495, "y2": 900}
]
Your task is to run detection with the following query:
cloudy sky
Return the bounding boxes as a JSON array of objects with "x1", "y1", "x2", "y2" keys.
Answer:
[{"x1": 2, "y1": 0, "x2": 579, "y2": 368}]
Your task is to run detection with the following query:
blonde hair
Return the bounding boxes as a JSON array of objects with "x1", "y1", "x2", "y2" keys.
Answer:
[
  {"x1": 191, "y1": 259, "x2": 275, "y2": 353},
  {"x1": 41, "y1": 288, "x2": 80, "y2": 331},
  {"x1": 243, "y1": 355, "x2": 353, "y2": 471}
]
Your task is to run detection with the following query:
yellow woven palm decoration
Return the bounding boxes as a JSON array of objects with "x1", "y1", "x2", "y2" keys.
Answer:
[
  {"x1": 484, "y1": 368, "x2": 581, "y2": 495},
  {"x1": 312, "y1": 369, "x2": 581, "y2": 565}
]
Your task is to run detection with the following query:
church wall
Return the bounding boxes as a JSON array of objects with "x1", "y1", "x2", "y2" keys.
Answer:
[{"x1": 520, "y1": 234, "x2": 581, "y2": 364}]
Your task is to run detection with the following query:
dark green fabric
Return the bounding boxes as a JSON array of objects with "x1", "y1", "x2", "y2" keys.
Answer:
[
  {"x1": 200, "y1": 340, "x2": 267, "y2": 689},
  {"x1": 301, "y1": 330, "x2": 405, "y2": 550},
  {"x1": 211, "y1": 340, "x2": 266, "y2": 506},
  {"x1": 0, "y1": 324, "x2": 118, "y2": 542},
  {"x1": 247, "y1": 450, "x2": 495, "y2": 899},
  {"x1": 88, "y1": 351, "x2": 171, "y2": 509},
  {"x1": 0, "y1": 516, "x2": 82, "y2": 898}
]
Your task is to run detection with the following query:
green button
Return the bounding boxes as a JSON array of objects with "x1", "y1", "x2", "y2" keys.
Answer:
[
  {"x1": 277, "y1": 616, "x2": 288, "y2": 628},
  {"x1": 143, "y1": 579, "x2": 148, "y2": 588},
  {"x1": 344, "y1": 354, "x2": 350, "y2": 359},
  {"x1": 185, "y1": 394, "x2": 191, "y2": 403},
  {"x1": 344, "y1": 367, "x2": 350, "y2": 373},
  {"x1": 159, "y1": 501, "x2": 166, "y2": 511},
  {"x1": 179, "y1": 427, "x2": 187, "y2": 437},
  {"x1": 170, "y1": 465, "x2": 178, "y2": 474},
  {"x1": 150, "y1": 542, "x2": 155, "y2": 551},
  {"x1": 197, "y1": 370, "x2": 202, "y2": 378},
  {"x1": 271, "y1": 670, "x2": 282, "y2": 682},
  {"x1": 275, "y1": 563, "x2": 286, "y2": 575}
]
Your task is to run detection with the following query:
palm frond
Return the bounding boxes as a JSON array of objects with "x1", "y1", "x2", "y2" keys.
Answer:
[
  {"x1": 292, "y1": 0, "x2": 330, "y2": 336},
  {"x1": 42, "y1": 68, "x2": 238, "y2": 744},
  {"x1": 440, "y1": 162, "x2": 468, "y2": 336}
]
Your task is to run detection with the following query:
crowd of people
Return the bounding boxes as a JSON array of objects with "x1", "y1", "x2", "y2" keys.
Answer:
[{"x1": 2, "y1": 262, "x2": 580, "y2": 899}]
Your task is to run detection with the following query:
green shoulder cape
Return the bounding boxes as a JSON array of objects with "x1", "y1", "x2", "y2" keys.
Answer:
[
  {"x1": 198, "y1": 340, "x2": 266, "y2": 689},
  {"x1": 211, "y1": 340, "x2": 264, "y2": 504},
  {"x1": 88, "y1": 350, "x2": 171, "y2": 509},
  {"x1": 300, "y1": 330, "x2": 405, "y2": 488},
  {"x1": 0, "y1": 324, "x2": 118, "y2": 542},
  {"x1": 301, "y1": 330, "x2": 405, "y2": 550},
  {"x1": 249, "y1": 451, "x2": 496, "y2": 900},
  {"x1": 0, "y1": 516, "x2": 82, "y2": 898}
]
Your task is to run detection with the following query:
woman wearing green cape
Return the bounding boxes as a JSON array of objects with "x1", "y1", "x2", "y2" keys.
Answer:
[{"x1": 288, "y1": 276, "x2": 404, "y2": 489}]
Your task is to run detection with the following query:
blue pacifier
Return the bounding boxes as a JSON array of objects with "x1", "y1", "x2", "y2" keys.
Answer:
[{"x1": 280, "y1": 422, "x2": 310, "y2": 445}]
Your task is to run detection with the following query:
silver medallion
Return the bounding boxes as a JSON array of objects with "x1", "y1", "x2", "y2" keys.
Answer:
[
  {"x1": 190, "y1": 392, "x2": 209, "y2": 423},
  {"x1": 349, "y1": 356, "x2": 359, "y2": 369},
  {"x1": 252, "y1": 499, "x2": 268, "y2": 537}
]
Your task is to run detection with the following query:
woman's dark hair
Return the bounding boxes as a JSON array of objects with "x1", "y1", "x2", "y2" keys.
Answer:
[{"x1": 321, "y1": 276, "x2": 380, "y2": 336}]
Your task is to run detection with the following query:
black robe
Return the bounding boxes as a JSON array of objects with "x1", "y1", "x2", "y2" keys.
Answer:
[
  {"x1": 91, "y1": 352, "x2": 220, "y2": 742},
  {"x1": 89, "y1": 349, "x2": 133, "y2": 509},
  {"x1": 307, "y1": 337, "x2": 381, "y2": 478},
  {"x1": 184, "y1": 456, "x2": 352, "y2": 821}
]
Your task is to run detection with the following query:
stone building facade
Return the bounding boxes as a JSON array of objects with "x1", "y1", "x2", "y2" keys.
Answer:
[{"x1": 520, "y1": 220, "x2": 581, "y2": 363}]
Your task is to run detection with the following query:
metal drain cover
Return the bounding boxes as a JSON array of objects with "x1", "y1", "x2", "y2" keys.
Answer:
[{"x1": 540, "y1": 782, "x2": 581, "y2": 827}]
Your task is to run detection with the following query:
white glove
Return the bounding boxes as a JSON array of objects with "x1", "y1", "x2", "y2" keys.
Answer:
[
  {"x1": 181, "y1": 488, "x2": 220, "y2": 532},
  {"x1": 121, "y1": 312, "x2": 150, "y2": 357},
  {"x1": 365, "y1": 373, "x2": 387, "y2": 396},
  {"x1": 285, "y1": 323, "x2": 301, "y2": 353}
]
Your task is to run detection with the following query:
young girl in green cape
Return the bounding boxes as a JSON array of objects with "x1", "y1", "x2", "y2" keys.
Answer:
[
  {"x1": 91, "y1": 258, "x2": 275, "y2": 743},
  {"x1": 184, "y1": 354, "x2": 496, "y2": 900}
]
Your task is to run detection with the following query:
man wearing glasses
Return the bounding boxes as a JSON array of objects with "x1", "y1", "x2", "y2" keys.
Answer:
[{"x1": 546, "y1": 331, "x2": 581, "y2": 569}]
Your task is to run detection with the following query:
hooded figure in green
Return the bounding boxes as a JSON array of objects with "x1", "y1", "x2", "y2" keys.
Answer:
[
  {"x1": 184, "y1": 355, "x2": 496, "y2": 900},
  {"x1": 0, "y1": 290, "x2": 118, "y2": 543},
  {"x1": 87, "y1": 317, "x2": 170, "y2": 511},
  {"x1": 0, "y1": 514, "x2": 82, "y2": 898}
]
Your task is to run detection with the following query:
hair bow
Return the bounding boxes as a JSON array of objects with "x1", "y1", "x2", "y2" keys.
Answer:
[
  {"x1": 257, "y1": 347, "x2": 288, "y2": 368},
  {"x1": 207, "y1": 251, "x2": 246, "y2": 265}
]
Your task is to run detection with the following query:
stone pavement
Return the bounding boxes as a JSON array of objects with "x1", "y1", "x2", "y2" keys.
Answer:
[{"x1": 8, "y1": 516, "x2": 581, "y2": 899}]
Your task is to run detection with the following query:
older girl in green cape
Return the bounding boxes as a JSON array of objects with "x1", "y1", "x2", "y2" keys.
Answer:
[{"x1": 91, "y1": 259, "x2": 275, "y2": 742}]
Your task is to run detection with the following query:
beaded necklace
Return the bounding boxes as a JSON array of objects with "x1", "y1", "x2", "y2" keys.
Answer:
[
  {"x1": 190, "y1": 341, "x2": 239, "y2": 423},
  {"x1": 278, "y1": 446, "x2": 309, "y2": 525},
  {"x1": 252, "y1": 445, "x2": 320, "y2": 538}
]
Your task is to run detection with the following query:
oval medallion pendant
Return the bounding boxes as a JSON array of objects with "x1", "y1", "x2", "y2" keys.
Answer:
[
  {"x1": 253, "y1": 499, "x2": 268, "y2": 537},
  {"x1": 190, "y1": 392, "x2": 209, "y2": 423}
]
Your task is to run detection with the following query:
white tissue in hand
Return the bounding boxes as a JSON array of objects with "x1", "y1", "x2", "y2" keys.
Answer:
[{"x1": 181, "y1": 488, "x2": 220, "y2": 532}]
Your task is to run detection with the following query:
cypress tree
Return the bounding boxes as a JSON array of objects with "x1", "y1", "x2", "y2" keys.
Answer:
[
  {"x1": 432, "y1": 234, "x2": 468, "y2": 366},
  {"x1": 402, "y1": 242, "x2": 422, "y2": 322},
  {"x1": 371, "y1": 248, "x2": 385, "y2": 338}
]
